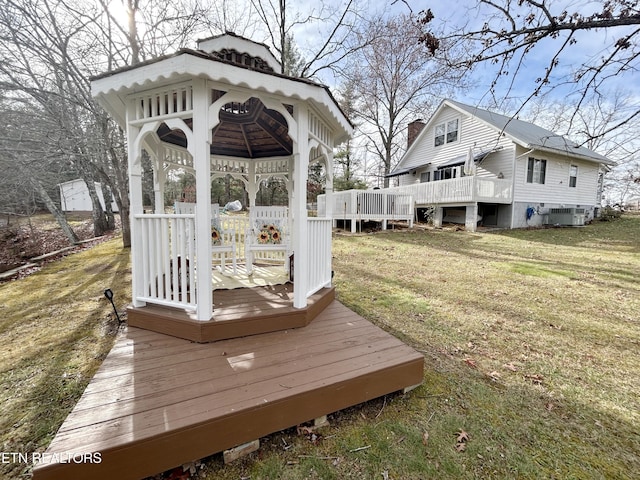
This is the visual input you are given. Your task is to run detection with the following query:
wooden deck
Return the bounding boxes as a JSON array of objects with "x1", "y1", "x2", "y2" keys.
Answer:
[
  {"x1": 127, "y1": 284, "x2": 335, "y2": 342},
  {"x1": 32, "y1": 301, "x2": 424, "y2": 480}
]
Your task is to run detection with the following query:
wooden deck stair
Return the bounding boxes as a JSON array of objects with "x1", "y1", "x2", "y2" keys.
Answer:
[{"x1": 32, "y1": 300, "x2": 424, "y2": 480}]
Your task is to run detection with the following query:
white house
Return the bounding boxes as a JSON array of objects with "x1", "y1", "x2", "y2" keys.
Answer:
[
  {"x1": 385, "y1": 99, "x2": 615, "y2": 231},
  {"x1": 58, "y1": 179, "x2": 119, "y2": 212}
]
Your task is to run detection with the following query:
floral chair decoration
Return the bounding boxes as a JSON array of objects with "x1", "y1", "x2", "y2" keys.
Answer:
[{"x1": 245, "y1": 206, "x2": 290, "y2": 275}]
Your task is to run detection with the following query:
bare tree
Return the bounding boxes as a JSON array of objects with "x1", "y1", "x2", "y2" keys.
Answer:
[
  {"x1": 342, "y1": 14, "x2": 465, "y2": 187},
  {"x1": 0, "y1": 0, "x2": 227, "y2": 247},
  {"x1": 248, "y1": 0, "x2": 369, "y2": 79},
  {"x1": 417, "y1": 1, "x2": 640, "y2": 141},
  {"x1": 1, "y1": 98, "x2": 80, "y2": 243}
]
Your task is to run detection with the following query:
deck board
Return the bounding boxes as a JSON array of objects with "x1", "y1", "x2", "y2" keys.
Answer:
[{"x1": 33, "y1": 301, "x2": 424, "y2": 480}]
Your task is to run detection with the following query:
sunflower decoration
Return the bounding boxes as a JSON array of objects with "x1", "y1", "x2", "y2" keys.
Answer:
[
  {"x1": 211, "y1": 226, "x2": 222, "y2": 245},
  {"x1": 257, "y1": 230, "x2": 270, "y2": 244},
  {"x1": 255, "y1": 221, "x2": 283, "y2": 244}
]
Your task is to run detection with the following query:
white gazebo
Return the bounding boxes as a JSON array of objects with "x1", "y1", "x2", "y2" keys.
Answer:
[{"x1": 91, "y1": 33, "x2": 352, "y2": 339}]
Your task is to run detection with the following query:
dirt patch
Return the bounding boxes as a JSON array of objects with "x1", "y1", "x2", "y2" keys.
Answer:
[{"x1": 0, "y1": 213, "x2": 117, "y2": 278}]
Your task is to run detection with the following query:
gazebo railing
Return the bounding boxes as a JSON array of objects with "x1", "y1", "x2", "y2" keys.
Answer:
[
  {"x1": 134, "y1": 214, "x2": 196, "y2": 308},
  {"x1": 133, "y1": 212, "x2": 332, "y2": 310},
  {"x1": 307, "y1": 218, "x2": 332, "y2": 296}
]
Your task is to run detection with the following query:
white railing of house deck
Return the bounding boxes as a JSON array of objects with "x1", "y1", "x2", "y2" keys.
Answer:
[
  {"x1": 385, "y1": 176, "x2": 513, "y2": 205},
  {"x1": 318, "y1": 190, "x2": 414, "y2": 230},
  {"x1": 307, "y1": 218, "x2": 332, "y2": 296},
  {"x1": 135, "y1": 214, "x2": 196, "y2": 309}
]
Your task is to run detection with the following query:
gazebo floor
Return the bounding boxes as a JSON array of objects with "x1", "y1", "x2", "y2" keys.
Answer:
[
  {"x1": 127, "y1": 283, "x2": 335, "y2": 342},
  {"x1": 32, "y1": 300, "x2": 424, "y2": 480}
]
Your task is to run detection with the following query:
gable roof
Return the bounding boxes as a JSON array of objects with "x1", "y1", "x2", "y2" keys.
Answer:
[
  {"x1": 446, "y1": 100, "x2": 614, "y2": 165},
  {"x1": 392, "y1": 99, "x2": 614, "y2": 175}
]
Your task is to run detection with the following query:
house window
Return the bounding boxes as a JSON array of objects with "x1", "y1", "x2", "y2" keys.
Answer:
[
  {"x1": 446, "y1": 119, "x2": 459, "y2": 143},
  {"x1": 526, "y1": 157, "x2": 547, "y2": 184},
  {"x1": 435, "y1": 165, "x2": 461, "y2": 180},
  {"x1": 420, "y1": 171, "x2": 431, "y2": 183},
  {"x1": 569, "y1": 165, "x2": 578, "y2": 187},
  {"x1": 434, "y1": 119, "x2": 459, "y2": 147}
]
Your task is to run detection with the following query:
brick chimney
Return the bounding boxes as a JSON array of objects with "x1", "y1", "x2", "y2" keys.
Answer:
[{"x1": 407, "y1": 119, "x2": 426, "y2": 149}]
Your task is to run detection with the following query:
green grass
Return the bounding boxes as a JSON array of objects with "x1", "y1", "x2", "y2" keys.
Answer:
[
  {"x1": 0, "y1": 238, "x2": 130, "y2": 479},
  {"x1": 200, "y1": 216, "x2": 639, "y2": 480},
  {"x1": 1, "y1": 216, "x2": 638, "y2": 479}
]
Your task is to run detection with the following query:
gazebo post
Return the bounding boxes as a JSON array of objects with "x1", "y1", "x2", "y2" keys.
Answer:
[
  {"x1": 192, "y1": 79, "x2": 213, "y2": 320},
  {"x1": 126, "y1": 102, "x2": 146, "y2": 308},
  {"x1": 292, "y1": 105, "x2": 309, "y2": 309},
  {"x1": 247, "y1": 161, "x2": 257, "y2": 208},
  {"x1": 325, "y1": 151, "x2": 334, "y2": 220},
  {"x1": 152, "y1": 144, "x2": 166, "y2": 214}
]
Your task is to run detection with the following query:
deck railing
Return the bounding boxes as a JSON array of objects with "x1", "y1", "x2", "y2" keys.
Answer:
[
  {"x1": 384, "y1": 176, "x2": 513, "y2": 204},
  {"x1": 318, "y1": 190, "x2": 414, "y2": 227},
  {"x1": 135, "y1": 214, "x2": 196, "y2": 309},
  {"x1": 307, "y1": 218, "x2": 332, "y2": 296}
]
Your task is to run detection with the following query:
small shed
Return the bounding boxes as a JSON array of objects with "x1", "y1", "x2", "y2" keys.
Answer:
[{"x1": 58, "y1": 179, "x2": 119, "y2": 212}]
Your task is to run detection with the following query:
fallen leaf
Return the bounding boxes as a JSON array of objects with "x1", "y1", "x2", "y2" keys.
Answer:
[
  {"x1": 524, "y1": 373, "x2": 544, "y2": 385},
  {"x1": 422, "y1": 431, "x2": 429, "y2": 445},
  {"x1": 464, "y1": 358, "x2": 478, "y2": 368},
  {"x1": 456, "y1": 429, "x2": 469, "y2": 443},
  {"x1": 489, "y1": 371, "x2": 501, "y2": 380},
  {"x1": 455, "y1": 442, "x2": 466, "y2": 452},
  {"x1": 503, "y1": 363, "x2": 518, "y2": 372}
]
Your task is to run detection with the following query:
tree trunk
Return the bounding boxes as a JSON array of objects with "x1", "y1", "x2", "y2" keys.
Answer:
[
  {"x1": 29, "y1": 177, "x2": 80, "y2": 244},
  {"x1": 82, "y1": 176, "x2": 110, "y2": 236},
  {"x1": 101, "y1": 183, "x2": 116, "y2": 230}
]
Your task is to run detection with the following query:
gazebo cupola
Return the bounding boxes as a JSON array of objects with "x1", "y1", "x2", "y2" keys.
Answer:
[{"x1": 91, "y1": 32, "x2": 352, "y2": 328}]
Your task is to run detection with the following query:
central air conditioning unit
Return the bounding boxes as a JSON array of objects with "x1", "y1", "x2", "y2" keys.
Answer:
[{"x1": 547, "y1": 207, "x2": 586, "y2": 226}]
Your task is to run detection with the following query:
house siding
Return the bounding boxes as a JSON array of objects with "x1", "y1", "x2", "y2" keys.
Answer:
[
  {"x1": 510, "y1": 146, "x2": 601, "y2": 227},
  {"x1": 513, "y1": 146, "x2": 600, "y2": 205},
  {"x1": 397, "y1": 105, "x2": 514, "y2": 187}
]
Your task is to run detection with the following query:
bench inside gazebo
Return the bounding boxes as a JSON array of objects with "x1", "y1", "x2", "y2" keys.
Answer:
[{"x1": 31, "y1": 33, "x2": 424, "y2": 480}]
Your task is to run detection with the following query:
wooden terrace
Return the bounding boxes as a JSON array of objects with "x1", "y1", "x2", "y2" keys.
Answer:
[{"x1": 31, "y1": 299, "x2": 424, "y2": 480}]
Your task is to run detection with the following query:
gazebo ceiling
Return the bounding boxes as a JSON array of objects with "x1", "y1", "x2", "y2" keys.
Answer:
[{"x1": 156, "y1": 97, "x2": 293, "y2": 159}]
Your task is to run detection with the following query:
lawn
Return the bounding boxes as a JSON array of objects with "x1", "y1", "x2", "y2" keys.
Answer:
[{"x1": 0, "y1": 215, "x2": 638, "y2": 479}]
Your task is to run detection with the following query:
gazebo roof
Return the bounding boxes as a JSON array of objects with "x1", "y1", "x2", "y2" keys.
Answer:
[{"x1": 91, "y1": 34, "x2": 352, "y2": 157}]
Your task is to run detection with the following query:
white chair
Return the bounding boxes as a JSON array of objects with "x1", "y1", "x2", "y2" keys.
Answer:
[
  {"x1": 245, "y1": 206, "x2": 290, "y2": 275},
  {"x1": 211, "y1": 204, "x2": 237, "y2": 275},
  {"x1": 175, "y1": 202, "x2": 237, "y2": 275}
]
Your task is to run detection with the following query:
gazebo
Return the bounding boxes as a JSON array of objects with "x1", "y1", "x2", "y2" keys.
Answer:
[{"x1": 91, "y1": 33, "x2": 352, "y2": 340}]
